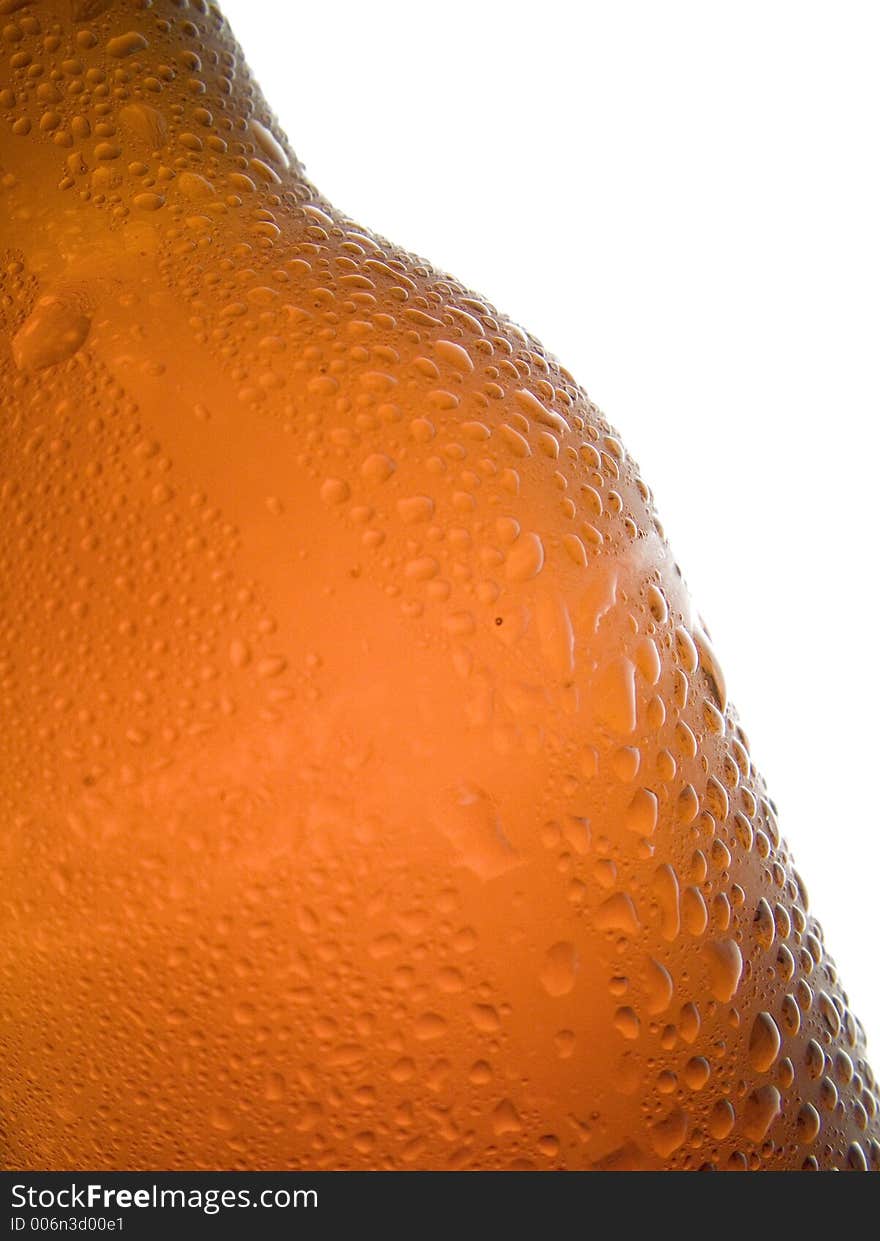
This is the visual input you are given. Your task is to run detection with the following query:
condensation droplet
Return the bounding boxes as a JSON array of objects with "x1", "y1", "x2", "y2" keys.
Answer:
[
  {"x1": 540, "y1": 942, "x2": 578, "y2": 997},
  {"x1": 12, "y1": 295, "x2": 90, "y2": 371},
  {"x1": 505, "y1": 531, "x2": 545, "y2": 582}
]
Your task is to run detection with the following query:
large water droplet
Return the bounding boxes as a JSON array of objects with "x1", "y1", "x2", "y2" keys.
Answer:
[
  {"x1": 540, "y1": 942, "x2": 578, "y2": 997},
  {"x1": 12, "y1": 295, "x2": 90, "y2": 371}
]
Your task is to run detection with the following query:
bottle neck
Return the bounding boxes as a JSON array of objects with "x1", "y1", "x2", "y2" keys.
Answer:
[{"x1": 0, "y1": 0, "x2": 319, "y2": 265}]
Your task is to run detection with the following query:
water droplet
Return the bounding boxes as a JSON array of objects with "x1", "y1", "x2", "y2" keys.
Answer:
[
  {"x1": 320, "y1": 477, "x2": 350, "y2": 505},
  {"x1": 625, "y1": 788, "x2": 658, "y2": 838},
  {"x1": 742, "y1": 1085, "x2": 781, "y2": 1141},
  {"x1": 644, "y1": 958, "x2": 674, "y2": 1014},
  {"x1": 707, "y1": 938, "x2": 743, "y2": 1001},
  {"x1": 754, "y1": 898, "x2": 775, "y2": 950},
  {"x1": 414, "y1": 1013, "x2": 447, "y2": 1041},
  {"x1": 681, "y1": 886, "x2": 708, "y2": 936},
  {"x1": 797, "y1": 1102, "x2": 821, "y2": 1144},
  {"x1": 596, "y1": 892, "x2": 640, "y2": 934},
  {"x1": 652, "y1": 864, "x2": 680, "y2": 942},
  {"x1": 471, "y1": 1004, "x2": 501, "y2": 1033},
  {"x1": 251, "y1": 118, "x2": 289, "y2": 169},
  {"x1": 492, "y1": 1099, "x2": 523, "y2": 1135},
  {"x1": 397, "y1": 495, "x2": 434, "y2": 524},
  {"x1": 361, "y1": 453, "x2": 396, "y2": 484},
  {"x1": 683, "y1": 1057, "x2": 710, "y2": 1090},
  {"x1": 540, "y1": 942, "x2": 578, "y2": 997},
  {"x1": 748, "y1": 1011, "x2": 781, "y2": 1072},
  {"x1": 119, "y1": 103, "x2": 167, "y2": 147},
  {"x1": 708, "y1": 1098, "x2": 735, "y2": 1139},
  {"x1": 435, "y1": 339, "x2": 473, "y2": 373},
  {"x1": 107, "y1": 31, "x2": 149, "y2": 58},
  {"x1": 434, "y1": 784, "x2": 520, "y2": 880},
  {"x1": 133, "y1": 191, "x2": 166, "y2": 212},
  {"x1": 595, "y1": 657, "x2": 637, "y2": 733},
  {"x1": 514, "y1": 388, "x2": 568, "y2": 435},
  {"x1": 505, "y1": 531, "x2": 545, "y2": 582},
  {"x1": 613, "y1": 1007, "x2": 640, "y2": 1040},
  {"x1": 650, "y1": 1108, "x2": 687, "y2": 1157},
  {"x1": 12, "y1": 295, "x2": 90, "y2": 371}
]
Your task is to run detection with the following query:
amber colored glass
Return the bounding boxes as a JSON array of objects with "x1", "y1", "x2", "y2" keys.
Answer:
[{"x1": 1, "y1": 0, "x2": 877, "y2": 1171}]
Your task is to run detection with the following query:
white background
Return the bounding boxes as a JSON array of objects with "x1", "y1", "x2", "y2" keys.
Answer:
[{"x1": 223, "y1": 0, "x2": 880, "y2": 1045}]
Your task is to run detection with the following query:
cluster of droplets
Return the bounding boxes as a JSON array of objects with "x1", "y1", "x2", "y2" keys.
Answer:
[{"x1": 0, "y1": 255, "x2": 318, "y2": 803}]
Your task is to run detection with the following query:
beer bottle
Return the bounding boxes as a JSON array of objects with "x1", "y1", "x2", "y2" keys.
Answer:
[{"x1": 1, "y1": 0, "x2": 876, "y2": 1170}]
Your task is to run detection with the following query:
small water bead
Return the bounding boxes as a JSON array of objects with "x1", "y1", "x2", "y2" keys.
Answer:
[
  {"x1": 469, "y1": 1060, "x2": 492, "y2": 1086},
  {"x1": 320, "y1": 477, "x2": 350, "y2": 505},
  {"x1": 554, "y1": 1030, "x2": 576, "y2": 1059}
]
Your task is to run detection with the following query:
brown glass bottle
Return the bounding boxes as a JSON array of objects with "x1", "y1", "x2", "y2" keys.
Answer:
[{"x1": 0, "y1": 0, "x2": 877, "y2": 1170}]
